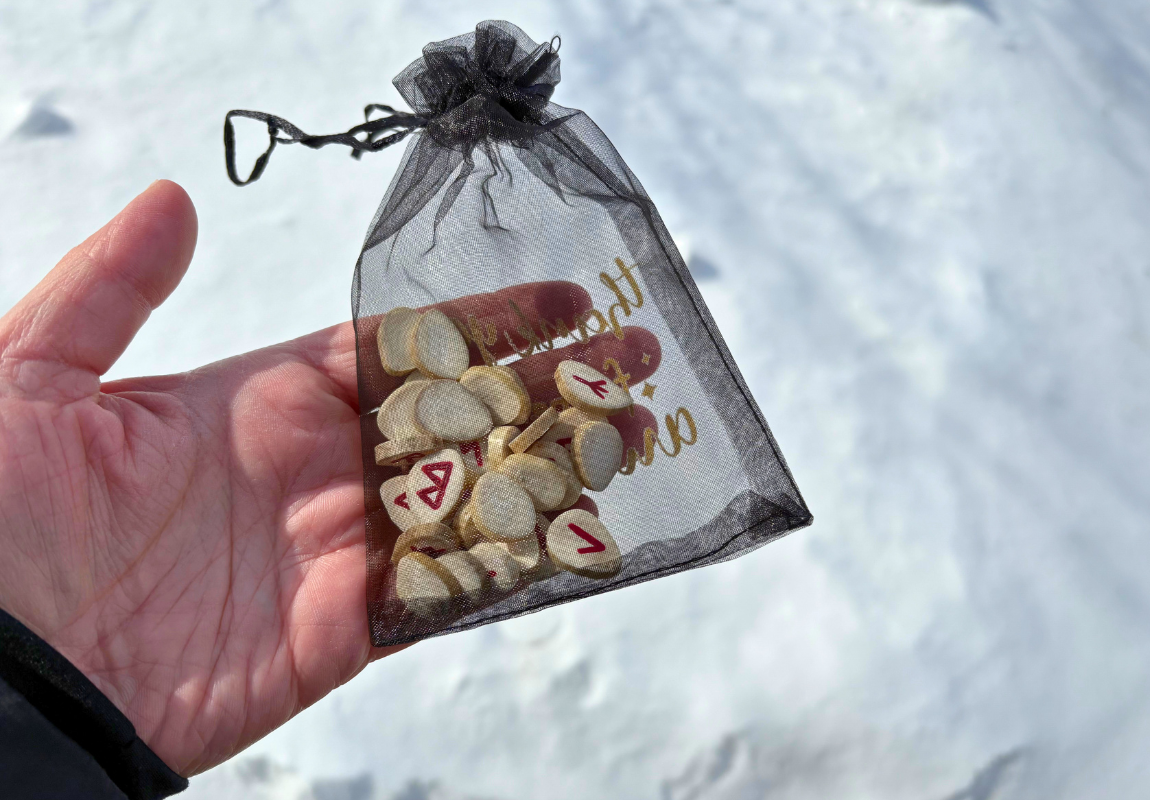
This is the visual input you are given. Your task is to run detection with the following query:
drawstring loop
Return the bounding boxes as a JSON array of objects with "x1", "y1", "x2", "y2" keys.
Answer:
[{"x1": 223, "y1": 106, "x2": 428, "y2": 186}]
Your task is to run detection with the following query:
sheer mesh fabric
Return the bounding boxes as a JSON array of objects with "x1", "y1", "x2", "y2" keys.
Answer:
[{"x1": 228, "y1": 20, "x2": 812, "y2": 647}]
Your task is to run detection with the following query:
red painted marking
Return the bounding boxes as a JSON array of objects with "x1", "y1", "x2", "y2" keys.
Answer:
[
  {"x1": 556, "y1": 437, "x2": 572, "y2": 447},
  {"x1": 460, "y1": 440, "x2": 484, "y2": 468},
  {"x1": 487, "y1": 570, "x2": 497, "y2": 578},
  {"x1": 572, "y1": 375, "x2": 610, "y2": 399},
  {"x1": 415, "y1": 461, "x2": 454, "y2": 510},
  {"x1": 394, "y1": 492, "x2": 410, "y2": 510},
  {"x1": 569, "y1": 523, "x2": 606, "y2": 554}
]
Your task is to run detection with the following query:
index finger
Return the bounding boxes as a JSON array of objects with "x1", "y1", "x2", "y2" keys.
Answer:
[
  {"x1": 435, "y1": 281, "x2": 593, "y2": 362},
  {"x1": 296, "y1": 280, "x2": 593, "y2": 410}
]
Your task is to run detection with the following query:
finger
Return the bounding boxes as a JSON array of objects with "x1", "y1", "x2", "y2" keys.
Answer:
[
  {"x1": 298, "y1": 281, "x2": 595, "y2": 410},
  {"x1": 0, "y1": 181, "x2": 197, "y2": 392},
  {"x1": 606, "y1": 403, "x2": 659, "y2": 454},
  {"x1": 507, "y1": 326, "x2": 662, "y2": 404},
  {"x1": 435, "y1": 280, "x2": 593, "y2": 362},
  {"x1": 290, "y1": 320, "x2": 362, "y2": 409}
]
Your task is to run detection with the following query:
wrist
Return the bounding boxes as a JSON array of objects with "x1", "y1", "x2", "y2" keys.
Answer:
[{"x1": 0, "y1": 608, "x2": 188, "y2": 798}]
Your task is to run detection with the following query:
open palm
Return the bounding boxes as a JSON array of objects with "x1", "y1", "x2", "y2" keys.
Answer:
[
  {"x1": 0, "y1": 181, "x2": 661, "y2": 777},
  {"x1": 0, "y1": 181, "x2": 388, "y2": 775}
]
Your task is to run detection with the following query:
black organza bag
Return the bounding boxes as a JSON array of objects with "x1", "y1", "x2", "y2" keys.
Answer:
[{"x1": 226, "y1": 20, "x2": 811, "y2": 647}]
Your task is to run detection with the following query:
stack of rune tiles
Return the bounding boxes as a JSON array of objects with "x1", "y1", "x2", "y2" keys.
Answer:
[{"x1": 374, "y1": 307, "x2": 634, "y2": 619}]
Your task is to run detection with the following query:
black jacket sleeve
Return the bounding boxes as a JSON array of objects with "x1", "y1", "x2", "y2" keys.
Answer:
[{"x1": 0, "y1": 609, "x2": 187, "y2": 799}]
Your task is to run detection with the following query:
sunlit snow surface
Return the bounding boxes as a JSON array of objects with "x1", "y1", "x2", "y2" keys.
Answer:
[{"x1": 3, "y1": 1, "x2": 1150, "y2": 798}]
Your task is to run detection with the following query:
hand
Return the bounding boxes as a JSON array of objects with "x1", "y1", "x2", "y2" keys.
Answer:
[{"x1": 0, "y1": 181, "x2": 661, "y2": 775}]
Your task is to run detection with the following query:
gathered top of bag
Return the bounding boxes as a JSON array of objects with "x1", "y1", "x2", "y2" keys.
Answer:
[
  {"x1": 224, "y1": 21, "x2": 567, "y2": 185},
  {"x1": 398, "y1": 20, "x2": 563, "y2": 150}
]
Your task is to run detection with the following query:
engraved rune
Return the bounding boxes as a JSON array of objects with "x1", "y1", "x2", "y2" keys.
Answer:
[
  {"x1": 460, "y1": 440, "x2": 484, "y2": 467},
  {"x1": 394, "y1": 492, "x2": 410, "y2": 510},
  {"x1": 569, "y1": 523, "x2": 607, "y2": 554},
  {"x1": 572, "y1": 375, "x2": 610, "y2": 399},
  {"x1": 415, "y1": 461, "x2": 453, "y2": 510}
]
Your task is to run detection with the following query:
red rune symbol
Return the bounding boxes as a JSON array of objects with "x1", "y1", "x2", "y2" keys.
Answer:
[
  {"x1": 487, "y1": 570, "x2": 498, "y2": 578},
  {"x1": 415, "y1": 461, "x2": 454, "y2": 509},
  {"x1": 569, "y1": 523, "x2": 606, "y2": 554},
  {"x1": 394, "y1": 492, "x2": 410, "y2": 510},
  {"x1": 572, "y1": 375, "x2": 610, "y2": 399},
  {"x1": 460, "y1": 440, "x2": 484, "y2": 467}
]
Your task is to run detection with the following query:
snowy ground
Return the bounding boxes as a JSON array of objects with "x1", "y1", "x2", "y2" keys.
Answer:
[{"x1": 3, "y1": 1, "x2": 1150, "y2": 798}]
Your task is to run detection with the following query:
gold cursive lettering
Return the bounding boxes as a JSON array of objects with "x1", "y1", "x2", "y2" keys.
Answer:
[
  {"x1": 464, "y1": 315, "x2": 499, "y2": 366},
  {"x1": 576, "y1": 308, "x2": 609, "y2": 341},
  {"x1": 599, "y1": 258, "x2": 644, "y2": 340},
  {"x1": 618, "y1": 407, "x2": 698, "y2": 473},
  {"x1": 537, "y1": 316, "x2": 565, "y2": 351},
  {"x1": 619, "y1": 427, "x2": 658, "y2": 474},
  {"x1": 657, "y1": 407, "x2": 698, "y2": 457},
  {"x1": 503, "y1": 299, "x2": 540, "y2": 358}
]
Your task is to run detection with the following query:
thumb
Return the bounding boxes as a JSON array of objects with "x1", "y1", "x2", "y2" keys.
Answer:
[{"x1": 0, "y1": 180, "x2": 197, "y2": 398}]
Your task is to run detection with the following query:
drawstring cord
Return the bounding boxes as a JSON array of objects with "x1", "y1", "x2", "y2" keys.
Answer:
[{"x1": 223, "y1": 105, "x2": 428, "y2": 186}]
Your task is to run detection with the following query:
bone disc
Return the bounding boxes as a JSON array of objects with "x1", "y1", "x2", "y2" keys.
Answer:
[
  {"x1": 572, "y1": 421, "x2": 624, "y2": 492},
  {"x1": 377, "y1": 307, "x2": 421, "y2": 376},
  {"x1": 436, "y1": 550, "x2": 488, "y2": 601},
  {"x1": 539, "y1": 407, "x2": 604, "y2": 449},
  {"x1": 561, "y1": 494, "x2": 600, "y2": 519},
  {"x1": 407, "y1": 309, "x2": 470, "y2": 380},
  {"x1": 497, "y1": 453, "x2": 569, "y2": 512},
  {"x1": 449, "y1": 438, "x2": 490, "y2": 479},
  {"x1": 500, "y1": 515, "x2": 544, "y2": 571},
  {"x1": 487, "y1": 426, "x2": 520, "y2": 470},
  {"x1": 509, "y1": 405, "x2": 559, "y2": 454},
  {"x1": 375, "y1": 435, "x2": 441, "y2": 467},
  {"x1": 376, "y1": 382, "x2": 427, "y2": 440},
  {"x1": 492, "y1": 366, "x2": 533, "y2": 424},
  {"x1": 404, "y1": 370, "x2": 433, "y2": 385},
  {"x1": 527, "y1": 441, "x2": 577, "y2": 476},
  {"x1": 396, "y1": 552, "x2": 459, "y2": 599},
  {"x1": 449, "y1": 497, "x2": 471, "y2": 531},
  {"x1": 459, "y1": 366, "x2": 531, "y2": 427},
  {"x1": 381, "y1": 475, "x2": 419, "y2": 532},
  {"x1": 538, "y1": 431, "x2": 584, "y2": 508},
  {"x1": 391, "y1": 522, "x2": 461, "y2": 564},
  {"x1": 526, "y1": 524, "x2": 561, "y2": 581},
  {"x1": 414, "y1": 380, "x2": 493, "y2": 442},
  {"x1": 471, "y1": 471, "x2": 536, "y2": 542},
  {"x1": 468, "y1": 541, "x2": 521, "y2": 592},
  {"x1": 452, "y1": 501, "x2": 485, "y2": 548},
  {"x1": 546, "y1": 509, "x2": 622, "y2": 579},
  {"x1": 557, "y1": 472, "x2": 584, "y2": 510},
  {"x1": 406, "y1": 448, "x2": 467, "y2": 523},
  {"x1": 554, "y1": 360, "x2": 633, "y2": 414},
  {"x1": 531, "y1": 448, "x2": 583, "y2": 508},
  {"x1": 525, "y1": 514, "x2": 561, "y2": 582},
  {"x1": 396, "y1": 552, "x2": 462, "y2": 618}
]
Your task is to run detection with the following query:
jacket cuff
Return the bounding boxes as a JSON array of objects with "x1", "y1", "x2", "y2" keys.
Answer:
[{"x1": 0, "y1": 608, "x2": 188, "y2": 799}]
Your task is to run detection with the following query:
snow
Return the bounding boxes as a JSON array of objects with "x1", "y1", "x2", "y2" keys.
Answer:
[{"x1": 3, "y1": 1, "x2": 1150, "y2": 798}]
